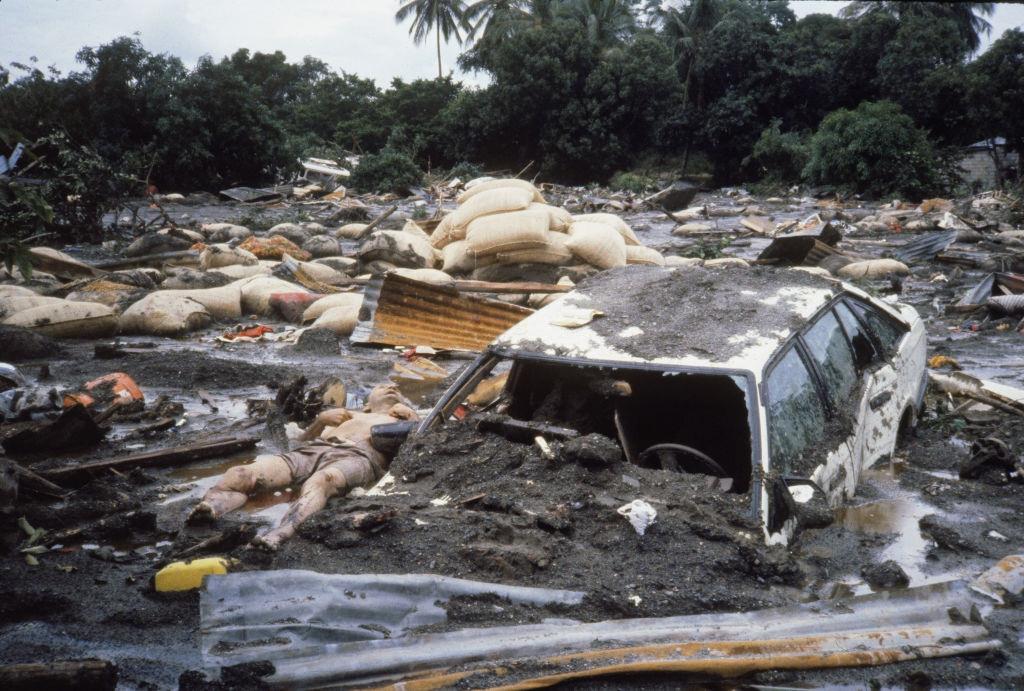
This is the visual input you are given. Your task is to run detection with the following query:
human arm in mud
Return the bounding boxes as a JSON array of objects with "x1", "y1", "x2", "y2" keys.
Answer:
[{"x1": 300, "y1": 408, "x2": 354, "y2": 441}]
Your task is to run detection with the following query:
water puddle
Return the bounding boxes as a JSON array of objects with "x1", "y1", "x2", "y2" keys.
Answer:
[{"x1": 834, "y1": 465, "x2": 960, "y2": 594}]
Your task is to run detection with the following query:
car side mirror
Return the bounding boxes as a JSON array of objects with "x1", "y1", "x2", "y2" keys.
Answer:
[{"x1": 370, "y1": 421, "x2": 416, "y2": 455}]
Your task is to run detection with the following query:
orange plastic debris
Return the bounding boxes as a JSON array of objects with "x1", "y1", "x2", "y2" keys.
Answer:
[
  {"x1": 239, "y1": 235, "x2": 312, "y2": 261},
  {"x1": 221, "y1": 324, "x2": 275, "y2": 341},
  {"x1": 64, "y1": 372, "x2": 144, "y2": 411},
  {"x1": 928, "y1": 354, "x2": 960, "y2": 370}
]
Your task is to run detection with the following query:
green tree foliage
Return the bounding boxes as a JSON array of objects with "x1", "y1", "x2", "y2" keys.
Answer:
[
  {"x1": 840, "y1": 2, "x2": 993, "y2": 54},
  {"x1": 969, "y1": 29, "x2": 1024, "y2": 171},
  {"x1": 744, "y1": 119, "x2": 807, "y2": 182},
  {"x1": 348, "y1": 150, "x2": 425, "y2": 194},
  {"x1": 802, "y1": 101, "x2": 948, "y2": 199}
]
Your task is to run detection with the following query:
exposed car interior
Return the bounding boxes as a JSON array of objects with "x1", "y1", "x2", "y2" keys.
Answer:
[{"x1": 459, "y1": 357, "x2": 755, "y2": 493}]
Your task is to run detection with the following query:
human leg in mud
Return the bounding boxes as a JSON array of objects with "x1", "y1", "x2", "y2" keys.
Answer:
[
  {"x1": 251, "y1": 452, "x2": 378, "y2": 550},
  {"x1": 189, "y1": 453, "x2": 294, "y2": 522}
]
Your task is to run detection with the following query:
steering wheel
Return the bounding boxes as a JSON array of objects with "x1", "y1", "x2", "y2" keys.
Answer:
[{"x1": 637, "y1": 443, "x2": 727, "y2": 477}]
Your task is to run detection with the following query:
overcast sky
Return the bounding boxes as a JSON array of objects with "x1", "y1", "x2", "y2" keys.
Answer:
[{"x1": 2, "y1": 0, "x2": 1023, "y2": 87}]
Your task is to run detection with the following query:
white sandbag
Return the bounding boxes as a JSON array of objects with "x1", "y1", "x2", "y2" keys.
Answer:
[
  {"x1": 211, "y1": 263, "x2": 272, "y2": 280},
  {"x1": 119, "y1": 293, "x2": 211, "y2": 336},
  {"x1": 358, "y1": 230, "x2": 436, "y2": 269},
  {"x1": 268, "y1": 222, "x2": 309, "y2": 246},
  {"x1": 528, "y1": 276, "x2": 575, "y2": 309},
  {"x1": 158, "y1": 227, "x2": 204, "y2": 243},
  {"x1": 625, "y1": 245, "x2": 666, "y2": 267},
  {"x1": 308, "y1": 305, "x2": 360, "y2": 337},
  {"x1": 566, "y1": 221, "x2": 627, "y2": 270},
  {"x1": 466, "y1": 208, "x2": 550, "y2": 256},
  {"x1": 301, "y1": 292, "x2": 365, "y2": 324},
  {"x1": 457, "y1": 178, "x2": 544, "y2": 205},
  {"x1": 572, "y1": 213, "x2": 640, "y2": 246},
  {"x1": 314, "y1": 256, "x2": 358, "y2": 274},
  {"x1": 441, "y1": 240, "x2": 475, "y2": 274},
  {"x1": 0, "y1": 294, "x2": 68, "y2": 320},
  {"x1": 449, "y1": 187, "x2": 534, "y2": 230},
  {"x1": 238, "y1": 277, "x2": 309, "y2": 316},
  {"x1": 203, "y1": 223, "x2": 252, "y2": 243},
  {"x1": 282, "y1": 254, "x2": 347, "y2": 285},
  {"x1": 402, "y1": 219, "x2": 431, "y2": 240},
  {"x1": 496, "y1": 232, "x2": 573, "y2": 266},
  {"x1": 665, "y1": 256, "x2": 703, "y2": 267},
  {"x1": 429, "y1": 214, "x2": 463, "y2": 250},
  {"x1": 302, "y1": 234, "x2": 341, "y2": 258},
  {"x1": 392, "y1": 268, "x2": 454, "y2": 285},
  {"x1": 4, "y1": 300, "x2": 118, "y2": 338},
  {"x1": 158, "y1": 284, "x2": 243, "y2": 320},
  {"x1": 532, "y1": 203, "x2": 573, "y2": 233},
  {"x1": 28, "y1": 247, "x2": 100, "y2": 278},
  {"x1": 0, "y1": 285, "x2": 38, "y2": 299},
  {"x1": 837, "y1": 259, "x2": 910, "y2": 280},
  {"x1": 200, "y1": 244, "x2": 258, "y2": 270},
  {"x1": 336, "y1": 223, "x2": 368, "y2": 240},
  {"x1": 704, "y1": 257, "x2": 750, "y2": 268}
]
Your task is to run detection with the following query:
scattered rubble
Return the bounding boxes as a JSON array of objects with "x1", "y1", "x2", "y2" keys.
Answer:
[{"x1": 2, "y1": 180, "x2": 1024, "y2": 687}]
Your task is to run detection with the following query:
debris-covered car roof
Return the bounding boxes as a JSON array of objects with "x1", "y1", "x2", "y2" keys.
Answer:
[{"x1": 495, "y1": 266, "x2": 844, "y2": 369}]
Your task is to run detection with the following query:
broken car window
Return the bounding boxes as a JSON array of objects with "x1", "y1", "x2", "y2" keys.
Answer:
[
  {"x1": 849, "y1": 301, "x2": 905, "y2": 357},
  {"x1": 834, "y1": 301, "x2": 877, "y2": 370},
  {"x1": 765, "y1": 347, "x2": 826, "y2": 475},
  {"x1": 802, "y1": 310, "x2": 858, "y2": 411}
]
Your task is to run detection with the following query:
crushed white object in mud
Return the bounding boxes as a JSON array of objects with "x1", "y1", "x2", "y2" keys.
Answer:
[
  {"x1": 431, "y1": 494, "x2": 452, "y2": 507},
  {"x1": 617, "y1": 499, "x2": 657, "y2": 536}
]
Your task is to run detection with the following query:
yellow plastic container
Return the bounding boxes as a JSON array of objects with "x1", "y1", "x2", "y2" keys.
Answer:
[{"x1": 154, "y1": 557, "x2": 230, "y2": 592}]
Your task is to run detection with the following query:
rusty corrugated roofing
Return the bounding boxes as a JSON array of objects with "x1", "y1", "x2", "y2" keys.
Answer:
[{"x1": 350, "y1": 272, "x2": 533, "y2": 351}]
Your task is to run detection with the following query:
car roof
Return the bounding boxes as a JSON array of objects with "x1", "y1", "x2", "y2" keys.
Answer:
[{"x1": 493, "y1": 265, "x2": 850, "y2": 371}]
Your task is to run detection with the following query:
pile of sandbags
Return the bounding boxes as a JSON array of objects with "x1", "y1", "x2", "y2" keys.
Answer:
[{"x1": 428, "y1": 179, "x2": 665, "y2": 274}]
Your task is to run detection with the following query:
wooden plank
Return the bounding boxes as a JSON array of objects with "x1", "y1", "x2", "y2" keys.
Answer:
[{"x1": 42, "y1": 436, "x2": 259, "y2": 484}]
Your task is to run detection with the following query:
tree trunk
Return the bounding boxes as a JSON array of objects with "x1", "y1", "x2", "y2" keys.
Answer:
[{"x1": 436, "y1": 6, "x2": 443, "y2": 80}]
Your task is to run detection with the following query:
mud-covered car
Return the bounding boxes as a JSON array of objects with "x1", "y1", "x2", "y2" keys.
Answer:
[{"x1": 413, "y1": 266, "x2": 927, "y2": 545}]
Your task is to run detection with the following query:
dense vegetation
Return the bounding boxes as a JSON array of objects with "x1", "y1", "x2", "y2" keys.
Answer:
[{"x1": 1, "y1": 1, "x2": 1020, "y2": 208}]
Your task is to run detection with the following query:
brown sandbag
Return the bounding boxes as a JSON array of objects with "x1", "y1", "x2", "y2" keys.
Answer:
[
  {"x1": 358, "y1": 230, "x2": 436, "y2": 269},
  {"x1": 199, "y1": 244, "x2": 259, "y2": 270},
  {"x1": 119, "y1": 293, "x2": 211, "y2": 336},
  {"x1": 449, "y1": 187, "x2": 534, "y2": 230},
  {"x1": 3, "y1": 300, "x2": 118, "y2": 338},
  {"x1": 0, "y1": 294, "x2": 67, "y2": 320},
  {"x1": 308, "y1": 304, "x2": 360, "y2": 337},
  {"x1": 625, "y1": 245, "x2": 666, "y2": 267},
  {"x1": 495, "y1": 232, "x2": 573, "y2": 266},
  {"x1": 572, "y1": 213, "x2": 640, "y2": 246},
  {"x1": 117, "y1": 292, "x2": 209, "y2": 335},
  {"x1": 302, "y1": 292, "x2": 365, "y2": 324},
  {"x1": 238, "y1": 276, "x2": 310, "y2": 316},
  {"x1": 158, "y1": 284, "x2": 243, "y2": 320},
  {"x1": 566, "y1": 221, "x2": 627, "y2": 270},
  {"x1": 465, "y1": 208, "x2": 550, "y2": 256},
  {"x1": 457, "y1": 178, "x2": 544, "y2": 205}
]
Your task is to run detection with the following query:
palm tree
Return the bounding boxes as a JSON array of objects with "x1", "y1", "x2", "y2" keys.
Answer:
[
  {"x1": 563, "y1": 0, "x2": 637, "y2": 45},
  {"x1": 839, "y1": 2, "x2": 994, "y2": 53},
  {"x1": 661, "y1": 0, "x2": 723, "y2": 108},
  {"x1": 463, "y1": 0, "x2": 561, "y2": 42},
  {"x1": 395, "y1": 0, "x2": 470, "y2": 79}
]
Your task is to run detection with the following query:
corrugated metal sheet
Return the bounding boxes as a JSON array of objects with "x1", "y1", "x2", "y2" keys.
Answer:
[
  {"x1": 893, "y1": 229, "x2": 959, "y2": 264},
  {"x1": 200, "y1": 570, "x2": 1007, "y2": 689},
  {"x1": 757, "y1": 236, "x2": 841, "y2": 266},
  {"x1": 350, "y1": 273, "x2": 533, "y2": 351},
  {"x1": 958, "y1": 272, "x2": 1024, "y2": 307}
]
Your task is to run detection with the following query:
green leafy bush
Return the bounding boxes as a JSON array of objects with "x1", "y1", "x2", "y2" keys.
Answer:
[
  {"x1": 744, "y1": 119, "x2": 808, "y2": 183},
  {"x1": 348, "y1": 150, "x2": 424, "y2": 194},
  {"x1": 802, "y1": 101, "x2": 948, "y2": 199},
  {"x1": 609, "y1": 170, "x2": 657, "y2": 193}
]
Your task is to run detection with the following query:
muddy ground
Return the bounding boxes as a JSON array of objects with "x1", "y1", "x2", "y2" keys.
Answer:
[{"x1": 2, "y1": 189, "x2": 1024, "y2": 689}]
